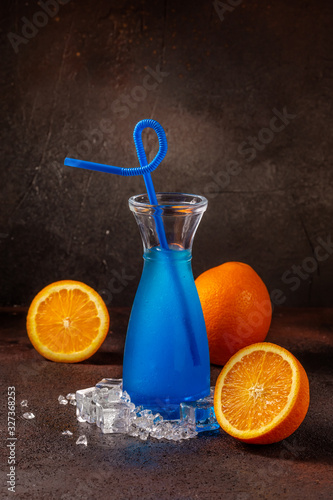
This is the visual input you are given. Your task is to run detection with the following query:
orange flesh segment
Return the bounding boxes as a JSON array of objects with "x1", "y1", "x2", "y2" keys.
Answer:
[
  {"x1": 35, "y1": 289, "x2": 101, "y2": 353},
  {"x1": 221, "y1": 350, "x2": 293, "y2": 431}
]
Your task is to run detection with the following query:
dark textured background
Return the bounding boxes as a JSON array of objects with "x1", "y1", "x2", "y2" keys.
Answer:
[{"x1": 1, "y1": 0, "x2": 333, "y2": 308}]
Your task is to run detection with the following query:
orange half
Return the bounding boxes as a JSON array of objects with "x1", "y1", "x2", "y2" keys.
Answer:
[
  {"x1": 26, "y1": 280, "x2": 110, "y2": 363},
  {"x1": 214, "y1": 342, "x2": 310, "y2": 444}
]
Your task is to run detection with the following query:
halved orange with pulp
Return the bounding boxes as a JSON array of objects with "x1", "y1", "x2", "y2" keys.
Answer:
[
  {"x1": 214, "y1": 342, "x2": 310, "y2": 444},
  {"x1": 26, "y1": 280, "x2": 110, "y2": 363}
]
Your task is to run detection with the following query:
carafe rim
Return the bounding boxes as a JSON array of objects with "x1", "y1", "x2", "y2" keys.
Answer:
[{"x1": 129, "y1": 192, "x2": 208, "y2": 216}]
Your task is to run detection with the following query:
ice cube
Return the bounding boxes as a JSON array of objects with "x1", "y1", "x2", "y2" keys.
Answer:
[
  {"x1": 120, "y1": 390, "x2": 131, "y2": 404},
  {"x1": 129, "y1": 412, "x2": 152, "y2": 439},
  {"x1": 70, "y1": 400, "x2": 77, "y2": 406},
  {"x1": 135, "y1": 417, "x2": 152, "y2": 433},
  {"x1": 93, "y1": 386, "x2": 123, "y2": 404},
  {"x1": 180, "y1": 389, "x2": 219, "y2": 432},
  {"x1": 137, "y1": 409, "x2": 152, "y2": 418},
  {"x1": 66, "y1": 393, "x2": 76, "y2": 401},
  {"x1": 169, "y1": 427, "x2": 183, "y2": 441},
  {"x1": 107, "y1": 387, "x2": 123, "y2": 402},
  {"x1": 22, "y1": 412, "x2": 35, "y2": 420},
  {"x1": 128, "y1": 402, "x2": 136, "y2": 413},
  {"x1": 20, "y1": 400, "x2": 28, "y2": 407},
  {"x1": 76, "y1": 435, "x2": 87, "y2": 446},
  {"x1": 92, "y1": 387, "x2": 109, "y2": 404},
  {"x1": 161, "y1": 421, "x2": 179, "y2": 441},
  {"x1": 128, "y1": 423, "x2": 139, "y2": 437},
  {"x1": 162, "y1": 421, "x2": 174, "y2": 433},
  {"x1": 178, "y1": 422, "x2": 198, "y2": 439},
  {"x1": 76, "y1": 387, "x2": 96, "y2": 423},
  {"x1": 95, "y1": 378, "x2": 123, "y2": 389},
  {"x1": 58, "y1": 395, "x2": 68, "y2": 405},
  {"x1": 153, "y1": 413, "x2": 163, "y2": 425},
  {"x1": 137, "y1": 428, "x2": 149, "y2": 440},
  {"x1": 96, "y1": 402, "x2": 131, "y2": 434},
  {"x1": 150, "y1": 423, "x2": 165, "y2": 440},
  {"x1": 61, "y1": 430, "x2": 73, "y2": 436},
  {"x1": 149, "y1": 415, "x2": 167, "y2": 440},
  {"x1": 147, "y1": 420, "x2": 167, "y2": 440}
]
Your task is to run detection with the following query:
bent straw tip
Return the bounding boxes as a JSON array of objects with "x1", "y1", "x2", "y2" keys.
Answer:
[{"x1": 64, "y1": 157, "x2": 78, "y2": 167}]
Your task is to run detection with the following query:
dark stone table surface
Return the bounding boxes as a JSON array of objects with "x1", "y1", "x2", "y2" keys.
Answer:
[{"x1": 0, "y1": 307, "x2": 332, "y2": 499}]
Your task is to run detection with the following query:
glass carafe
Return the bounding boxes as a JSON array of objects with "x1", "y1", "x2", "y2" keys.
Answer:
[{"x1": 123, "y1": 193, "x2": 210, "y2": 406}]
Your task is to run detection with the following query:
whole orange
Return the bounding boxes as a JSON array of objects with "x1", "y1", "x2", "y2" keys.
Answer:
[{"x1": 195, "y1": 262, "x2": 272, "y2": 365}]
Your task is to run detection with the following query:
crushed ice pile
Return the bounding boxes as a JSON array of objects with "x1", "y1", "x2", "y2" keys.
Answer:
[{"x1": 73, "y1": 379, "x2": 219, "y2": 442}]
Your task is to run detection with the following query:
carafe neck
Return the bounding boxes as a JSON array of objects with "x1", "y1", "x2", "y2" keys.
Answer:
[{"x1": 129, "y1": 193, "x2": 208, "y2": 253}]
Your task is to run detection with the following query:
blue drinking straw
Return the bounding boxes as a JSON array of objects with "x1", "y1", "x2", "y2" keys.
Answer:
[
  {"x1": 64, "y1": 119, "x2": 201, "y2": 365},
  {"x1": 64, "y1": 119, "x2": 169, "y2": 249}
]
